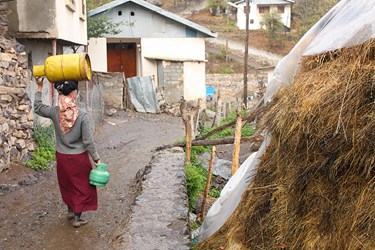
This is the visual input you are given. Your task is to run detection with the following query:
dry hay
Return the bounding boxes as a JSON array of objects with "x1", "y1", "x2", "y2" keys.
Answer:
[{"x1": 199, "y1": 39, "x2": 375, "y2": 249}]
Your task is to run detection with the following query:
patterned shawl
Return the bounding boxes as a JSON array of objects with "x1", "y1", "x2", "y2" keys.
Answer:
[{"x1": 58, "y1": 91, "x2": 78, "y2": 134}]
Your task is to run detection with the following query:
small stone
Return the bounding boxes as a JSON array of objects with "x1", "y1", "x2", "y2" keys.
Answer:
[
  {"x1": 15, "y1": 139, "x2": 26, "y2": 150},
  {"x1": 27, "y1": 142, "x2": 35, "y2": 151},
  {"x1": 13, "y1": 130, "x2": 27, "y2": 139},
  {"x1": 10, "y1": 136, "x2": 17, "y2": 146},
  {"x1": 17, "y1": 104, "x2": 28, "y2": 111},
  {"x1": 19, "y1": 114, "x2": 28, "y2": 123},
  {"x1": 10, "y1": 147, "x2": 19, "y2": 157},
  {"x1": 0, "y1": 94, "x2": 12, "y2": 102},
  {"x1": 2, "y1": 122, "x2": 9, "y2": 133},
  {"x1": 0, "y1": 53, "x2": 13, "y2": 62}
]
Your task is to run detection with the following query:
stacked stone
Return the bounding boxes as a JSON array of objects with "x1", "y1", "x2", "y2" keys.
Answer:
[
  {"x1": 155, "y1": 87, "x2": 181, "y2": 116},
  {"x1": 205, "y1": 73, "x2": 266, "y2": 99},
  {"x1": 0, "y1": 2, "x2": 34, "y2": 172}
]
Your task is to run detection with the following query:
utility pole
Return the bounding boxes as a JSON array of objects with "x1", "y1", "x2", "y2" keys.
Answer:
[
  {"x1": 226, "y1": 8, "x2": 229, "y2": 63},
  {"x1": 243, "y1": 0, "x2": 250, "y2": 108}
]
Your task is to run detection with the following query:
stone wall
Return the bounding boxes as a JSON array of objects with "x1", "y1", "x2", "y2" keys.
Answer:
[
  {"x1": 0, "y1": 2, "x2": 34, "y2": 172},
  {"x1": 205, "y1": 73, "x2": 267, "y2": 100}
]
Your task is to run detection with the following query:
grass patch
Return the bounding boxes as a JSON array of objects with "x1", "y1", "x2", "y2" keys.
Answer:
[
  {"x1": 208, "y1": 187, "x2": 222, "y2": 198},
  {"x1": 26, "y1": 125, "x2": 56, "y2": 170}
]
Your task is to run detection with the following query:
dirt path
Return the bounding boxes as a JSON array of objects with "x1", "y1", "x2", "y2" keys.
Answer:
[
  {"x1": 207, "y1": 37, "x2": 283, "y2": 65},
  {"x1": 0, "y1": 111, "x2": 184, "y2": 250}
]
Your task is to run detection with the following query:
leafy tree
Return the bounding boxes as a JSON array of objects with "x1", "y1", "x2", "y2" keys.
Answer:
[
  {"x1": 86, "y1": 0, "x2": 123, "y2": 38},
  {"x1": 260, "y1": 11, "x2": 284, "y2": 46},
  {"x1": 87, "y1": 16, "x2": 122, "y2": 38},
  {"x1": 87, "y1": 0, "x2": 113, "y2": 10},
  {"x1": 293, "y1": 0, "x2": 340, "y2": 38},
  {"x1": 206, "y1": 0, "x2": 227, "y2": 16}
]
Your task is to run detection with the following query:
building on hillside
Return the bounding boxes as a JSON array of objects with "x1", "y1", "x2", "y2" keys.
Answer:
[
  {"x1": 231, "y1": 0, "x2": 294, "y2": 30},
  {"x1": 7, "y1": 0, "x2": 89, "y2": 107},
  {"x1": 88, "y1": 0, "x2": 217, "y2": 103}
]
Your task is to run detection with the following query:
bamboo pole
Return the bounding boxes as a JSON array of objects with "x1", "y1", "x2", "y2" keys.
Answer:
[
  {"x1": 155, "y1": 135, "x2": 263, "y2": 151},
  {"x1": 231, "y1": 102, "x2": 243, "y2": 175},
  {"x1": 198, "y1": 146, "x2": 216, "y2": 222}
]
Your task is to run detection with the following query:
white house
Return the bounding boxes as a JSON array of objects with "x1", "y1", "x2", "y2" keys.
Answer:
[
  {"x1": 7, "y1": 0, "x2": 89, "y2": 107},
  {"x1": 88, "y1": 0, "x2": 217, "y2": 102},
  {"x1": 232, "y1": 0, "x2": 294, "y2": 30}
]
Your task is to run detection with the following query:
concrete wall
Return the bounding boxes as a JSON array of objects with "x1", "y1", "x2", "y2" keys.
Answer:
[
  {"x1": 88, "y1": 38, "x2": 107, "y2": 72},
  {"x1": 159, "y1": 61, "x2": 184, "y2": 103},
  {"x1": 90, "y1": 72, "x2": 125, "y2": 110},
  {"x1": 236, "y1": 2, "x2": 292, "y2": 30},
  {"x1": 7, "y1": 0, "x2": 56, "y2": 37},
  {"x1": 7, "y1": 0, "x2": 87, "y2": 45}
]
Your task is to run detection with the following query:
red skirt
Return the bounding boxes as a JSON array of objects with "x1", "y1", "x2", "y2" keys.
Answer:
[{"x1": 56, "y1": 151, "x2": 97, "y2": 213}]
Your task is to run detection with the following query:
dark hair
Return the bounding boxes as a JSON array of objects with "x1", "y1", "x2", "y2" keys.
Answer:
[{"x1": 54, "y1": 80, "x2": 78, "y2": 95}]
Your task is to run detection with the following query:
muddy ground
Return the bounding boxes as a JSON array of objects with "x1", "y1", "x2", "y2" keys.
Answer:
[{"x1": 0, "y1": 111, "x2": 184, "y2": 250}]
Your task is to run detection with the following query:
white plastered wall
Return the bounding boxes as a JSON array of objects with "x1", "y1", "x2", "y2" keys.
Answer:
[
  {"x1": 183, "y1": 62, "x2": 206, "y2": 100},
  {"x1": 88, "y1": 38, "x2": 108, "y2": 72},
  {"x1": 140, "y1": 37, "x2": 205, "y2": 78},
  {"x1": 55, "y1": 0, "x2": 87, "y2": 45},
  {"x1": 140, "y1": 37, "x2": 206, "y2": 100}
]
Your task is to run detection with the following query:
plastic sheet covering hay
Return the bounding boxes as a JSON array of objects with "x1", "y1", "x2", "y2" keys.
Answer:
[{"x1": 198, "y1": 39, "x2": 375, "y2": 250}]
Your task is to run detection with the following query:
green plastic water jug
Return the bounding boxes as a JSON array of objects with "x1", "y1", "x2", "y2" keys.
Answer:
[{"x1": 89, "y1": 163, "x2": 110, "y2": 187}]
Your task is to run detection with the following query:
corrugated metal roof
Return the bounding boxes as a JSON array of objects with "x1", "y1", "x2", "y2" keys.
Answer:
[
  {"x1": 234, "y1": 0, "x2": 294, "y2": 5},
  {"x1": 88, "y1": 0, "x2": 217, "y2": 38}
]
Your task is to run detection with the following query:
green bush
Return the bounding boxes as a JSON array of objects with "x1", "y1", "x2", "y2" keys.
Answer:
[
  {"x1": 186, "y1": 162, "x2": 207, "y2": 211},
  {"x1": 209, "y1": 187, "x2": 222, "y2": 198},
  {"x1": 217, "y1": 66, "x2": 236, "y2": 74},
  {"x1": 26, "y1": 125, "x2": 56, "y2": 170}
]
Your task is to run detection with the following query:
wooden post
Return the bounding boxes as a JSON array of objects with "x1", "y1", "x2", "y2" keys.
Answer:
[
  {"x1": 243, "y1": 0, "x2": 250, "y2": 108},
  {"x1": 211, "y1": 89, "x2": 221, "y2": 127},
  {"x1": 50, "y1": 39, "x2": 57, "y2": 106},
  {"x1": 199, "y1": 146, "x2": 216, "y2": 222},
  {"x1": 180, "y1": 99, "x2": 192, "y2": 164},
  {"x1": 195, "y1": 98, "x2": 204, "y2": 134},
  {"x1": 231, "y1": 102, "x2": 243, "y2": 175}
]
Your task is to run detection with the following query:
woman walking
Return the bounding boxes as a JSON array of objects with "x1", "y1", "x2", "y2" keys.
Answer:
[{"x1": 34, "y1": 77, "x2": 100, "y2": 228}]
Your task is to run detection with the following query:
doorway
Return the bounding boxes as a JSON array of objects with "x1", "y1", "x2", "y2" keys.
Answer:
[{"x1": 107, "y1": 43, "x2": 137, "y2": 78}]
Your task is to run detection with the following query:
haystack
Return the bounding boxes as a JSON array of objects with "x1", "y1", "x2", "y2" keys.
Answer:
[{"x1": 198, "y1": 39, "x2": 374, "y2": 249}]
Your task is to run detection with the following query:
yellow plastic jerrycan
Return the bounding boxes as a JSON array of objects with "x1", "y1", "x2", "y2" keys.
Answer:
[{"x1": 33, "y1": 53, "x2": 92, "y2": 82}]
